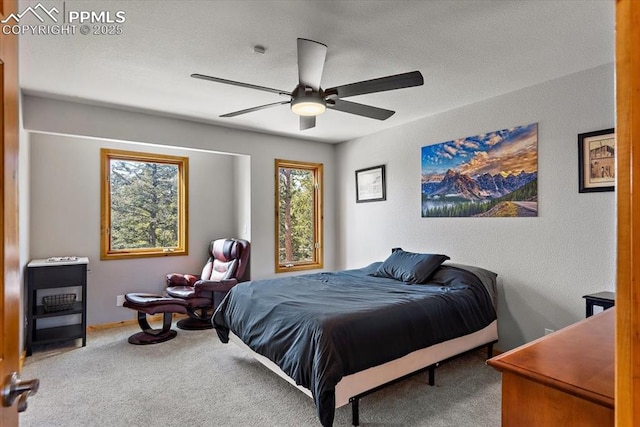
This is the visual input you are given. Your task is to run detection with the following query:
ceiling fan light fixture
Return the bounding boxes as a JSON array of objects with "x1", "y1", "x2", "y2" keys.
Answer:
[
  {"x1": 291, "y1": 99, "x2": 326, "y2": 116},
  {"x1": 291, "y1": 85, "x2": 326, "y2": 116}
]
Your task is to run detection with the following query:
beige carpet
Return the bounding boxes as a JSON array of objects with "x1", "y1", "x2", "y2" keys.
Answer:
[{"x1": 20, "y1": 321, "x2": 501, "y2": 426}]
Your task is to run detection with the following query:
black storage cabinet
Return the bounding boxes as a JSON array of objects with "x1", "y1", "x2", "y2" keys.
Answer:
[{"x1": 25, "y1": 257, "x2": 88, "y2": 356}]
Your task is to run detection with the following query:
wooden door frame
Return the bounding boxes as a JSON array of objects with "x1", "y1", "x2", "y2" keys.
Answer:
[
  {"x1": 0, "y1": 0, "x2": 21, "y2": 425},
  {"x1": 615, "y1": 1, "x2": 640, "y2": 425}
]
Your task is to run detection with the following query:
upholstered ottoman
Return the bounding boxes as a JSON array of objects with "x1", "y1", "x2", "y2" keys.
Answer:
[{"x1": 123, "y1": 293, "x2": 189, "y2": 345}]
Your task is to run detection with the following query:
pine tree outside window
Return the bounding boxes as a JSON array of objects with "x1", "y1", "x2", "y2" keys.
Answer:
[
  {"x1": 100, "y1": 149, "x2": 189, "y2": 260},
  {"x1": 275, "y1": 159, "x2": 323, "y2": 272}
]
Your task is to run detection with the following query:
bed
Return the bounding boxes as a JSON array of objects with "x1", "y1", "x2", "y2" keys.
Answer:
[{"x1": 213, "y1": 250, "x2": 498, "y2": 426}]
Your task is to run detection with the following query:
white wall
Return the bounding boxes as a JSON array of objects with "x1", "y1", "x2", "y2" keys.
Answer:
[
  {"x1": 23, "y1": 97, "x2": 337, "y2": 325},
  {"x1": 233, "y1": 154, "x2": 252, "y2": 242},
  {"x1": 336, "y1": 63, "x2": 616, "y2": 350}
]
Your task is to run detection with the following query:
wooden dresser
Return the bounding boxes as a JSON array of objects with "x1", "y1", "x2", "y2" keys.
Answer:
[{"x1": 487, "y1": 308, "x2": 614, "y2": 426}]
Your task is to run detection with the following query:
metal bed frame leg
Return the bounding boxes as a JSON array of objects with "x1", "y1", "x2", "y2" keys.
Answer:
[
  {"x1": 487, "y1": 342, "x2": 494, "y2": 359},
  {"x1": 428, "y1": 364, "x2": 436, "y2": 386},
  {"x1": 350, "y1": 397, "x2": 359, "y2": 426}
]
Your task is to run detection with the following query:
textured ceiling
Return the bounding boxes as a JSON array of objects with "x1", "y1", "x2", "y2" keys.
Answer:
[{"x1": 18, "y1": 0, "x2": 614, "y2": 143}]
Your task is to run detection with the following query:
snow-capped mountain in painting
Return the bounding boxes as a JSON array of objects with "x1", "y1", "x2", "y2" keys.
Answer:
[{"x1": 421, "y1": 123, "x2": 538, "y2": 217}]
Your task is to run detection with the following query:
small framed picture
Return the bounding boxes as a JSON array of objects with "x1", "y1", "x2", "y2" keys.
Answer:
[
  {"x1": 355, "y1": 165, "x2": 386, "y2": 203},
  {"x1": 578, "y1": 128, "x2": 615, "y2": 193}
]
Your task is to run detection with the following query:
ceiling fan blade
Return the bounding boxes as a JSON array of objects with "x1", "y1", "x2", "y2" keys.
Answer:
[
  {"x1": 297, "y1": 38, "x2": 327, "y2": 90},
  {"x1": 300, "y1": 115, "x2": 316, "y2": 130},
  {"x1": 327, "y1": 99, "x2": 395, "y2": 120},
  {"x1": 326, "y1": 71, "x2": 424, "y2": 99},
  {"x1": 220, "y1": 101, "x2": 291, "y2": 118},
  {"x1": 191, "y1": 74, "x2": 289, "y2": 96}
]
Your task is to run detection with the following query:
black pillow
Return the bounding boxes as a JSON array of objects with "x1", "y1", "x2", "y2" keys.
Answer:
[{"x1": 372, "y1": 249, "x2": 450, "y2": 284}]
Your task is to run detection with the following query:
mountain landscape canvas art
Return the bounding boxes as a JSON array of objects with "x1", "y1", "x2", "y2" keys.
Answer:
[{"x1": 421, "y1": 123, "x2": 538, "y2": 217}]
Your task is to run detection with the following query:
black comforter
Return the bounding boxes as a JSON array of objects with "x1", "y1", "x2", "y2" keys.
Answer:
[{"x1": 213, "y1": 262, "x2": 497, "y2": 426}]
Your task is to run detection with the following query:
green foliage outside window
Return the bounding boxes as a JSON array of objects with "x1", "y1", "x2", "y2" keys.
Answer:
[
  {"x1": 278, "y1": 167, "x2": 314, "y2": 264},
  {"x1": 110, "y1": 160, "x2": 179, "y2": 249}
]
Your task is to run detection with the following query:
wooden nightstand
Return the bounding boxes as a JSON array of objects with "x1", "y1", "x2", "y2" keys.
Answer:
[{"x1": 583, "y1": 291, "x2": 615, "y2": 317}]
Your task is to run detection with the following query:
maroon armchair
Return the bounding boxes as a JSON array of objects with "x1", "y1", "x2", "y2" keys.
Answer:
[{"x1": 166, "y1": 238, "x2": 250, "y2": 330}]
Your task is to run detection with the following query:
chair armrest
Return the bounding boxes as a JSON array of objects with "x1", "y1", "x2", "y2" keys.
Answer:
[
  {"x1": 166, "y1": 273, "x2": 199, "y2": 287},
  {"x1": 194, "y1": 278, "x2": 238, "y2": 293}
]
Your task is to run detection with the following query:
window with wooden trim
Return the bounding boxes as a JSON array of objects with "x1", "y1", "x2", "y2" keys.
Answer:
[
  {"x1": 100, "y1": 149, "x2": 188, "y2": 260},
  {"x1": 275, "y1": 159, "x2": 323, "y2": 272}
]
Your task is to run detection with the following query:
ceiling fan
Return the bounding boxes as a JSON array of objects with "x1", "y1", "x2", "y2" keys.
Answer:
[{"x1": 191, "y1": 38, "x2": 424, "y2": 131}]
